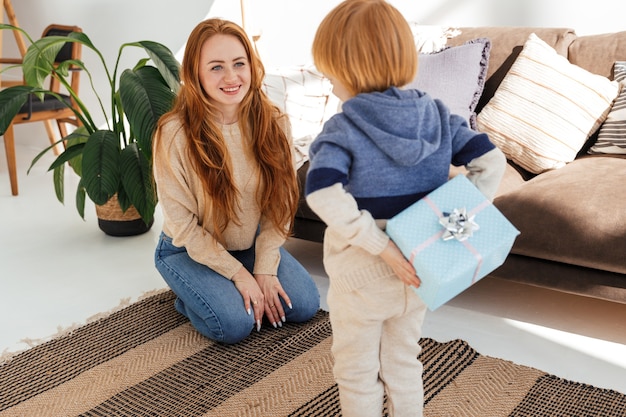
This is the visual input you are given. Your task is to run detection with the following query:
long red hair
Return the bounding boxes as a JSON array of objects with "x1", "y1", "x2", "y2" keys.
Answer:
[{"x1": 156, "y1": 18, "x2": 298, "y2": 243}]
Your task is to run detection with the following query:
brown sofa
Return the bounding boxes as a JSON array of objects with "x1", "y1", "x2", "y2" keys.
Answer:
[{"x1": 293, "y1": 27, "x2": 626, "y2": 304}]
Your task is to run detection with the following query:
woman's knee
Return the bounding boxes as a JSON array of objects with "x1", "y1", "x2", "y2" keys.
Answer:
[
  {"x1": 287, "y1": 288, "x2": 320, "y2": 322},
  {"x1": 188, "y1": 309, "x2": 254, "y2": 344},
  {"x1": 217, "y1": 315, "x2": 255, "y2": 344},
  {"x1": 277, "y1": 252, "x2": 320, "y2": 320},
  {"x1": 208, "y1": 307, "x2": 255, "y2": 344},
  {"x1": 221, "y1": 326, "x2": 254, "y2": 344}
]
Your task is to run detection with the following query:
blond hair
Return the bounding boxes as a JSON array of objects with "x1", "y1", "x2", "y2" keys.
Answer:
[{"x1": 312, "y1": 0, "x2": 417, "y2": 96}]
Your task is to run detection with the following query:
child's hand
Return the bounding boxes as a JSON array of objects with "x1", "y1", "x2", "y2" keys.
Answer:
[{"x1": 380, "y1": 240, "x2": 421, "y2": 288}]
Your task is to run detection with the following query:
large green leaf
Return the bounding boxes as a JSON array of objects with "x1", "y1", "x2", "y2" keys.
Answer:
[
  {"x1": 75, "y1": 180, "x2": 87, "y2": 220},
  {"x1": 53, "y1": 164, "x2": 64, "y2": 203},
  {"x1": 120, "y1": 66, "x2": 176, "y2": 155},
  {"x1": 21, "y1": 31, "x2": 98, "y2": 89},
  {"x1": 21, "y1": 36, "x2": 65, "y2": 88},
  {"x1": 34, "y1": 130, "x2": 87, "y2": 205},
  {"x1": 116, "y1": 185, "x2": 131, "y2": 213},
  {"x1": 47, "y1": 142, "x2": 86, "y2": 171},
  {"x1": 81, "y1": 130, "x2": 121, "y2": 205},
  {"x1": 0, "y1": 86, "x2": 33, "y2": 134},
  {"x1": 64, "y1": 127, "x2": 90, "y2": 177},
  {"x1": 134, "y1": 41, "x2": 181, "y2": 93},
  {"x1": 120, "y1": 143, "x2": 156, "y2": 224}
]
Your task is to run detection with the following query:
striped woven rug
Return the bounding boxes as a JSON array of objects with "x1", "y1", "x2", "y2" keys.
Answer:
[{"x1": 1, "y1": 290, "x2": 625, "y2": 417}]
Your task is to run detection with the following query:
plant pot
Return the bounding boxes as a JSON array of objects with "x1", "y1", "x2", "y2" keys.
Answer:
[{"x1": 95, "y1": 194, "x2": 153, "y2": 237}]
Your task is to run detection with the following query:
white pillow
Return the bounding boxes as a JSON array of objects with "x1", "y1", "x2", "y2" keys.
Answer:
[
  {"x1": 263, "y1": 65, "x2": 339, "y2": 140},
  {"x1": 476, "y1": 33, "x2": 620, "y2": 173},
  {"x1": 409, "y1": 24, "x2": 461, "y2": 53}
]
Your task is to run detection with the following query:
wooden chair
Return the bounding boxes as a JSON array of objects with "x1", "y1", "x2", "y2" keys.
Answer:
[
  {"x1": 0, "y1": 0, "x2": 27, "y2": 88},
  {"x1": 2, "y1": 24, "x2": 83, "y2": 196}
]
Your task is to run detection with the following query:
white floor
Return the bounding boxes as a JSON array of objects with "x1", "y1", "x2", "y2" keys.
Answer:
[{"x1": 2, "y1": 132, "x2": 626, "y2": 396}]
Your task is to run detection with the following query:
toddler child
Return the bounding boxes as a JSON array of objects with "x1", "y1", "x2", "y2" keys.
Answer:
[{"x1": 305, "y1": 1, "x2": 506, "y2": 416}]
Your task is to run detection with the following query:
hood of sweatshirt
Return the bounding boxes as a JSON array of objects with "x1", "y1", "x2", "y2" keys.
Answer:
[{"x1": 340, "y1": 86, "x2": 445, "y2": 166}]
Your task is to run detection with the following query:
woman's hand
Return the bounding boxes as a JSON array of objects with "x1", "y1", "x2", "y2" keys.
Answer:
[
  {"x1": 255, "y1": 274, "x2": 292, "y2": 328},
  {"x1": 379, "y1": 240, "x2": 421, "y2": 288},
  {"x1": 232, "y1": 267, "x2": 264, "y2": 331}
]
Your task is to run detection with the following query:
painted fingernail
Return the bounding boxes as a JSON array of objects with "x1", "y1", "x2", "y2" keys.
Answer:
[
  {"x1": 281, "y1": 316, "x2": 286, "y2": 323},
  {"x1": 256, "y1": 320, "x2": 261, "y2": 332},
  {"x1": 277, "y1": 321, "x2": 282, "y2": 328},
  {"x1": 288, "y1": 303, "x2": 293, "y2": 309},
  {"x1": 247, "y1": 308, "x2": 251, "y2": 315},
  {"x1": 272, "y1": 322, "x2": 277, "y2": 328}
]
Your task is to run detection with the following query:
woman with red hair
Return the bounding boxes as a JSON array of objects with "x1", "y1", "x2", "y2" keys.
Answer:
[{"x1": 153, "y1": 18, "x2": 319, "y2": 344}]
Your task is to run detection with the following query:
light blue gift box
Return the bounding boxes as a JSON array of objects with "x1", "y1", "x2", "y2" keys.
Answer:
[{"x1": 386, "y1": 175, "x2": 520, "y2": 310}]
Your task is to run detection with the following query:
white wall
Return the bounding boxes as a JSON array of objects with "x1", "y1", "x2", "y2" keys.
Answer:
[
  {"x1": 240, "y1": 0, "x2": 625, "y2": 67},
  {"x1": 2, "y1": 0, "x2": 624, "y2": 140},
  {"x1": 1, "y1": 0, "x2": 215, "y2": 148},
  {"x1": 2, "y1": 0, "x2": 213, "y2": 129}
]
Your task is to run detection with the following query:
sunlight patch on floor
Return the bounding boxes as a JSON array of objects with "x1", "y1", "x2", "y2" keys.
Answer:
[{"x1": 505, "y1": 317, "x2": 626, "y2": 370}]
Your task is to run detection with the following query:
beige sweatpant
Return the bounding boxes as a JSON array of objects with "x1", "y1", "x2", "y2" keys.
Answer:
[{"x1": 327, "y1": 273, "x2": 427, "y2": 417}]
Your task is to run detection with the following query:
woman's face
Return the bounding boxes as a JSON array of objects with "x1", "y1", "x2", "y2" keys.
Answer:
[{"x1": 199, "y1": 34, "x2": 251, "y2": 123}]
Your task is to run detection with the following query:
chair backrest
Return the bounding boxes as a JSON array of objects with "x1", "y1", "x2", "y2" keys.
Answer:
[
  {"x1": 41, "y1": 24, "x2": 82, "y2": 64},
  {"x1": 40, "y1": 24, "x2": 83, "y2": 99}
]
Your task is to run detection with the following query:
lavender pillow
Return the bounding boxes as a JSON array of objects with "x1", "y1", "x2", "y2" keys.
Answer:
[{"x1": 407, "y1": 38, "x2": 491, "y2": 130}]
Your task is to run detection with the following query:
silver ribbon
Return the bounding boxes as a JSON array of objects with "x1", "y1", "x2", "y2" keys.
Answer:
[{"x1": 439, "y1": 208, "x2": 479, "y2": 242}]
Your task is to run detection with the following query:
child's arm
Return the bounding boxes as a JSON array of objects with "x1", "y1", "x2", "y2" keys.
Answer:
[
  {"x1": 446, "y1": 113, "x2": 507, "y2": 201},
  {"x1": 465, "y1": 147, "x2": 506, "y2": 200},
  {"x1": 306, "y1": 183, "x2": 389, "y2": 254},
  {"x1": 379, "y1": 239, "x2": 422, "y2": 288},
  {"x1": 442, "y1": 105, "x2": 506, "y2": 200},
  {"x1": 306, "y1": 183, "x2": 421, "y2": 288}
]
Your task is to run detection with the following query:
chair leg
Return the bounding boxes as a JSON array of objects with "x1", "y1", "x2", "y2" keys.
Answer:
[
  {"x1": 3, "y1": 125, "x2": 18, "y2": 196},
  {"x1": 44, "y1": 119, "x2": 62, "y2": 156}
]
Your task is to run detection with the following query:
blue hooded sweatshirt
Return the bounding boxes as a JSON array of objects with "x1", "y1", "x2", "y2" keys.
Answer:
[{"x1": 305, "y1": 87, "x2": 495, "y2": 219}]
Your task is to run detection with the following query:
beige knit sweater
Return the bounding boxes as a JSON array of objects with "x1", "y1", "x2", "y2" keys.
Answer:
[{"x1": 153, "y1": 116, "x2": 293, "y2": 279}]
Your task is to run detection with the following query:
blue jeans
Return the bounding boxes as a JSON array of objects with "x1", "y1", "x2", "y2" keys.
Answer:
[{"x1": 154, "y1": 232, "x2": 320, "y2": 344}]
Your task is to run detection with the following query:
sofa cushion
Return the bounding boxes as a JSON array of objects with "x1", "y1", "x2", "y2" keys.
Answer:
[
  {"x1": 406, "y1": 38, "x2": 490, "y2": 129},
  {"x1": 568, "y1": 30, "x2": 626, "y2": 79},
  {"x1": 448, "y1": 27, "x2": 577, "y2": 113},
  {"x1": 494, "y1": 162, "x2": 527, "y2": 197},
  {"x1": 476, "y1": 33, "x2": 620, "y2": 174},
  {"x1": 589, "y1": 61, "x2": 626, "y2": 155},
  {"x1": 494, "y1": 156, "x2": 626, "y2": 275}
]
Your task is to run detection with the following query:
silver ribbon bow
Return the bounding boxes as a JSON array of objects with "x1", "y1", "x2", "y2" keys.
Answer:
[{"x1": 439, "y1": 208, "x2": 479, "y2": 241}]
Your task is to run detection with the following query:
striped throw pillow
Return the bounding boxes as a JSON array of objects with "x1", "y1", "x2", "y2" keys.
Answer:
[
  {"x1": 263, "y1": 65, "x2": 338, "y2": 140},
  {"x1": 589, "y1": 61, "x2": 626, "y2": 155},
  {"x1": 476, "y1": 33, "x2": 620, "y2": 174}
]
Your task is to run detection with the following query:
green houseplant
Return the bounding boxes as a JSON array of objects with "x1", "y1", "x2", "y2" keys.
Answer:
[{"x1": 0, "y1": 24, "x2": 180, "y2": 235}]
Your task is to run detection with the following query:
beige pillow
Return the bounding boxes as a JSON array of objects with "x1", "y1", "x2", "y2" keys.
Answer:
[{"x1": 476, "y1": 33, "x2": 620, "y2": 173}]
